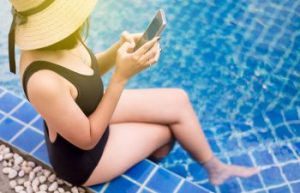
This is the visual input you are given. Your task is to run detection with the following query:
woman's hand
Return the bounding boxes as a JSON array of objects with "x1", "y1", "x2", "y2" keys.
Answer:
[
  {"x1": 119, "y1": 31, "x2": 143, "y2": 49},
  {"x1": 112, "y1": 36, "x2": 161, "y2": 84}
]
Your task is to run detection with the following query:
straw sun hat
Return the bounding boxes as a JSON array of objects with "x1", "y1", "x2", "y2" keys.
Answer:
[{"x1": 8, "y1": 0, "x2": 98, "y2": 74}]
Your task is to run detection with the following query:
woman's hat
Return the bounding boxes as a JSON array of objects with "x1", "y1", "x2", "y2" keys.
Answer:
[{"x1": 8, "y1": 0, "x2": 97, "y2": 74}]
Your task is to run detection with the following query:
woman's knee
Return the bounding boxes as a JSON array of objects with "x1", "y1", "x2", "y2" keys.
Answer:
[{"x1": 171, "y1": 88, "x2": 190, "y2": 106}]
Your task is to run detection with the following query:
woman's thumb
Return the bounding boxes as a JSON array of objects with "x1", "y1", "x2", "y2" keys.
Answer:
[{"x1": 119, "y1": 42, "x2": 135, "y2": 53}]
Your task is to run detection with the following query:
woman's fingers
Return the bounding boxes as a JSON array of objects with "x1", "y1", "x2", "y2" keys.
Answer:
[
  {"x1": 139, "y1": 42, "x2": 160, "y2": 66},
  {"x1": 121, "y1": 31, "x2": 136, "y2": 47},
  {"x1": 131, "y1": 32, "x2": 143, "y2": 42},
  {"x1": 134, "y1": 36, "x2": 160, "y2": 57}
]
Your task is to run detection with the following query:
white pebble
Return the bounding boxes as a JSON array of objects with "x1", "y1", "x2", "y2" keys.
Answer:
[
  {"x1": 2, "y1": 167, "x2": 10, "y2": 174},
  {"x1": 32, "y1": 177, "x2": 40, "y2": 188},
  {"x1": 39, "y1": 175, "x2": 47, "y2": 183},
  {"x1": 29, "y1": 171, "x2": 35, "y2": 181},
  {"x1": 4, "y1": 153, "x2": 13, "y2": 160},
  {"x1": 57, "y1": 179, "x2": 64, "y2": 185},
  {"x1": 9, "y1": 180, "x2": 17, "y2": 188},
  {"x1": 24, "y1": 180, "x2": 31, "y2": 187},
  {"x1": 8, "y1": 168, "x2": 18, "y2": 179},
  {"x1": 26, "y1": 186, "x2": 33, "y2": 193},
  {"x1": 27, "y1": 161, "x2": 36, "y2": 167},
  {"x1": 14, "y1": 156, "x2": 23, "y2": 165},
  {"x1": 48, "y1": 182, "x2": 58, "y2": 192},
  {"x1": 14, "y1": 185, "x2": 24, "y2": 192},
  {"x1": 0, "y1": 155, "x2": 3, "y2": 162},
  {"x1": 33, "y1": 166, "x2": 42, "y2": 173},
  {"x1": 33, "y1": 185, "x2": 39, "y2": 192},
  {"x1": 58, "y1": 187, "x2": 65, "y2": 193},
  {"x1": 71, "y1": 187, "x2": 79, "y2": 193},
  {"x1": 17, "y1": 177, "x2": 25, "y2": 185},
  {"x1": 39, "y1": 184, "x2": 48, "y2": 191},
  {"x1": 3, "y1": 147, "x2": 10, "y2": 154},
  {"x1": 3, "y1": 160, "x2": 8, "y2": 167},
  {"x1": 18, "y1": 170, "x2": 25, "y2": 177},
  {"x1": 64, "y1": 180, "x2": 72, "y2": 187},
  {"x1": 48, "y1": 174, "x2": 56, "y2": 182},
  {"x1": 13, "y1": 165, "x2": 21, "y2": 171}
]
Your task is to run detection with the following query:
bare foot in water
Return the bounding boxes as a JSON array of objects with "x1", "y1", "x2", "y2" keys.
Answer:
[{"x1": 202, "y1": 156, "x2": 261, "y2": 185}]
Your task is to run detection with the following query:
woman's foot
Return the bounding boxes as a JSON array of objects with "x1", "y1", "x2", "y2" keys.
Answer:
[{"x1": 202, "y1": 156, "x2": 260, "y2": 185}]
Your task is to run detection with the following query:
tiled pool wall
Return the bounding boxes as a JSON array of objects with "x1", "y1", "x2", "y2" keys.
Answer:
[{"x1": 0, "y1": 0, "x2": 300, "y2": 193}]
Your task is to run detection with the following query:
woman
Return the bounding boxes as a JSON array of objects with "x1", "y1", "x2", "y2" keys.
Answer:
[{"x1": 8, "y1": 0, "x2": 260, "y2": 187}]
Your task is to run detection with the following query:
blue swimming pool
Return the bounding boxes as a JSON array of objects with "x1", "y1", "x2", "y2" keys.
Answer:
[{"x1": 1, "y1": 0, "x2": 300, "y2": 192}]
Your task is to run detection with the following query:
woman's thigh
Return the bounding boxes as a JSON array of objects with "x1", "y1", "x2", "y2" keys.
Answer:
[
  {"x1": 82, "y1": 122, "x2": 172, "y2": 186},
  {"x1": 109, "y1": 88, "x2": 190, "y2": 125}
]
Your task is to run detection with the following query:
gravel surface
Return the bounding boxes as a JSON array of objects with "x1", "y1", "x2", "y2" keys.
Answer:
[{"x1": 0, "y1": 143, "x2": 88, "y2": 193}]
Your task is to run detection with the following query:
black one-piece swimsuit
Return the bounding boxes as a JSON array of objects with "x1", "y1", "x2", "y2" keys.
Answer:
[{"x1": 21, "y1": 42, "x2": 110, "y2": 186}]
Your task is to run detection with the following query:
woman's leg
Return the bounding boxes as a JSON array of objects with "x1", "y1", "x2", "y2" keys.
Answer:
[
  {"x1": 82, "y1": 122, "x2": 173, "y2": 186},
  {"x1": 86, "y1": 88, "x2": 259, "y2": 186},
  {"x1": 109, "y1": 88, "x2": 214, "y2": 163}
]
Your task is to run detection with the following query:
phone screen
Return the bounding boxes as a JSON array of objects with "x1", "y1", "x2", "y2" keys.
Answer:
[{"x1": 134, "y1": 10, "x2": 166, "y2": 51}]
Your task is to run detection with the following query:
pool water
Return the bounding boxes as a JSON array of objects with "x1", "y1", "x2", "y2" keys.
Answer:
[{"x1": 0, "y1": 0, "x2": 299, "y2": 192}]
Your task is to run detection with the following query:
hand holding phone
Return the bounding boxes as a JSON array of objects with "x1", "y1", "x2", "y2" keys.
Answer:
[{"x1": 133, "y1": 9, "x2": 167, "y2": 52}]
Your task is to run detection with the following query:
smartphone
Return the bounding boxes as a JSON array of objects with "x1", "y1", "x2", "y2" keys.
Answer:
[{"x1": 133, "y1": 9, "x2": 167, "y2": 51}]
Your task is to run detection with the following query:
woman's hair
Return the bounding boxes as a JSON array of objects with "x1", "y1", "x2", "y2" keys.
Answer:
[{"x1": 36, "y1": 17, "x2": 90, "y2": 51}]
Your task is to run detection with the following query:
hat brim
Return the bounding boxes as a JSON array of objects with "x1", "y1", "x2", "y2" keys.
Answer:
[{"x1": 15, "y1": 0, "x2": 97, "y2": 50}]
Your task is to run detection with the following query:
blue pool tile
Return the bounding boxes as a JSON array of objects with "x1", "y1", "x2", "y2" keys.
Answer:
[
  {"x1": 146, "y1": 168, "x2": 181, "y2": 193},
  {"x1": 32, "y1": 143, "x2": 49, "y2": 165},
  {"x1": 268, "y1": 185, "x2": 290, "y2": 193},
  {"x1": 0, "y1": 113, "x2": 3, "y2": 120},
  {"x1": 241, "y1": 133, "x2": 259, "y2": 149},
  {"x1": 124, "y1": 160, "x2": 155, "y2": 184},
  {"x1": 240, "y1": 174, "x2": 263, "y2": 191},
  {"x1": 140, "y1": 189, "x2": 151, "y2": 193},
  {"x1": 89, "y1": 183, "x2": 105, "y2": 193},
  {"x1": 274, "y1": 125, "x2": 293, "y2": 140},
  {"x1": 233, "y1": 123, "x2": 251, "y2": 132},
  {"x1": 105, "y1": 176, "x2": 139, "y2": 193},
  {"x1": 293, "y1": 142, "x2": 300, "y2": 155},
  {"x1": 177, "y1": 180, "x2": 210, "y2": 193},
  {"x1": 0, "y1": 88, "x2": 3, "y2": 94},
  {"x1": 0, "y1": 118, "x2": 24, "y2": 141},
  {"x1": 12, "y1": 102, "x2": 38, "y2": 123},
  {"x1": 257, "y1": 129, "x2": 275, "y2": 144},
  {"x1": 261, "y1": 166, "x2": 284, "y2": 186},
  {"x1": 284, "y1": 108, "x2": 299, "y2": 121},
  {"x1": 230, "y1": 154, "x2": 254, "y2": 167},
  {"x1": 289, "y1": 123, "x2": 300, "y2": 136},
  {"x1": 0, "y1": 93, "x2": 22, "y2": 113},
  {"x1": 253, "y1": 113, "x2": 267, "y2": 128},
  {"x1": 219, "y1": 178, "x2": 241, "y2": 193},
  {"x1": 11, "y1": 128, "x2": 44, "y2": 153},
  {"x1": 215, "y1": 123, "x2": 232, "y2": 135},
  {"x1": 282, "y1": 163, "x2": 300, "y2": 181},
  {"x1": 208, "y1": 138, "x2": 221, "y2": 153},
  {"x1": 221, "y1": 135, "x2": 241, "y2": 151},
  {"x1": 272, "y1": 145, "x2": 296, "y2": 162},
  {"x1": 252, "y1": 149, "x2": 274, "y2": 166},
  {"x1": 265, "y1": 110, "x2": 284, "y2": 126},
  {"x1": 199, "y1": 182, "x2": 216, "y2": 193},
  {"x1": 188, "y1": 162, "x2": 208, "y2": 181},
  {"x1": 32, "y1": 117, "x2": 44, "y2": 133},
  {"x1": 291, "y1": 182, "x2": 300, "y2": 193},
  {"x1": 168, "y1": 164, "x2": 188, "y2": 178}
]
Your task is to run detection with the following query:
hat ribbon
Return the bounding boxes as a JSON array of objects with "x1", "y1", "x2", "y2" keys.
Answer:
[{"x1": 8, "y1": 0, "x2": 55, "y2": 74}]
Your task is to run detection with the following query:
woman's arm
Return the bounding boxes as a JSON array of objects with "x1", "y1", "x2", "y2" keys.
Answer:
[
  {"x1": 94, "y1": 40, "x2": 122, "y2": 76},
  {"x1": 87, "y1": 75, "x2": 126, "y2": 149}
]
